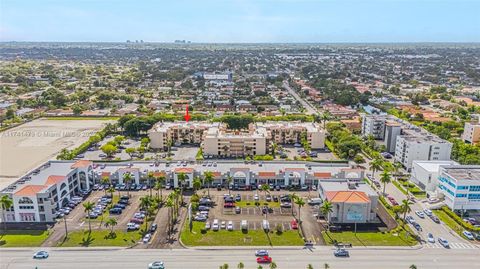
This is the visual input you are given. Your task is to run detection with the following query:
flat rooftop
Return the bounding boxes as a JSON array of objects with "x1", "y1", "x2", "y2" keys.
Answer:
[
  {"x1": 444, "y1": 166, "x2": 480, "y2": 181},
  {"x1": 319, "y1": 181, "x2": 377, "y2": 197},
  {"x1": 413, "y1": 160, "x2": 458, "y2": 173}
]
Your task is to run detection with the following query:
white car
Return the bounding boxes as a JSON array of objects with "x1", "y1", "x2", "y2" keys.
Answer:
[
  {"x1": 438, "y1": 237, "x2": 450, "y2": 248},
  {"x1": 221, "y1": 221, "x2": 226, "y2": 229},
  {"x1": 415, "y1": 210, "x2": 425, "y2": 218},
  {"x1": 143, "y1": 233, "x2": 152, "y2": 243},
  {"x1": 423, "y1": 209, "x2": 433, "y2": 217},
  {"x1": 212, "y1": 219, "x2": 219, "y2": 231},
  {"x1": 254, "y1": 194, "x2": 259, "y2": 201},
  {"x1": 463, "y1": 230, "x2": 474, "y2": 240},
  {"x1": 427, "y1": 233, "x2": 435, "y2": 243},
  {"x1": 148, "y1": 261, "x2": 165, "y2": 269},
  {"x1": 205, "y1": 222, "x2": 211, "y2": 230},
  {"x1": 227, "y1": 221, "x2": 234, "y2": 231},
  {"x1": 33, "y1": 251, "x2": 49, "y2": 259}
]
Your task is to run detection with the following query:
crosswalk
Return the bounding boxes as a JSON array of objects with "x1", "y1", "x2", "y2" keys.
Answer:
[{"x1": 425, "y1": 242, "x2": 479, "y2": 249}]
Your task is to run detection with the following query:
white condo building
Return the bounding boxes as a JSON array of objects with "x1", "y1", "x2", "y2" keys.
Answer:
[
  {"x1": 394, "y1": 135, "x2": 452, "y2": 171},
  {"x1": 438, "y1": 165, "x2": 480, "y2": 210}
]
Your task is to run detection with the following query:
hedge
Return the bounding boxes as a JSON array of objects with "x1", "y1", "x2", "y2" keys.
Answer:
[{"x1": 439, "y1": 206, "x2": 480, "y2": 233}]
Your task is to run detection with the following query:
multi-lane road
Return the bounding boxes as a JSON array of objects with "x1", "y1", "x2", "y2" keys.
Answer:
[
  {"x1": 1, "y1": 247, "x2": 479, "y2": 269},
  {"x1": 282, "y1": 81, "x2": 319, "y2": 115}
]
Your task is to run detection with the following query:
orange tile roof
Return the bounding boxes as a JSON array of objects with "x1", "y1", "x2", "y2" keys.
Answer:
[
  {"x1": 258, "y1": 172, "x2": 276, "y2": 177},
  {"x1": 325, "y1": 191, "x2": 370, "y2": 203},
  {"x1": 313, "y1": 172, "x2": 332, "y2": 179},
  {"x1": 71, "y1": 160, "x2": 93, "y2": 169},
  {"x1": 152, "y1": 171, "x2": 166, "y2": 177},
  {"x1": 15, "y1": 185, "x2": 47, "y2": 196},
  {"x1": 45, "y1": 175, "x2": 66, "y2": 185},
  {"x1": 174, "y1": 168, "x2": 194, "y2": 173},
  {"x1": 211, "y1": 172, "x2": 221, "y2": 178},
  {"x1": 101, "y1": 172, "x2": 111, "y2": 178}
]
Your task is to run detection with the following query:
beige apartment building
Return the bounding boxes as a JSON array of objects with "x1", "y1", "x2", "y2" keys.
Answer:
[
  {"x1": 462, "y1": 119, "x2": 480, "y2": 144},
  {"x1": 148, "y1": 121, "x2": 325, "y2": 157}
]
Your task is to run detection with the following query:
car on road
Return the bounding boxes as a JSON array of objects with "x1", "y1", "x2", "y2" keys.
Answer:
[
  {"x1": 333, "y1": 248, "x2": 349, "y2": 257},
  {"x1": 438, "y1": 237, "x2": 450, "y2": 248},
  {"x1": 430, "y1": 215, "x2": 441, "y2": 223},
  {"x1": 150, "y1": 224, "x2": 158, "y2": 233},
  {"x1": 256, "y1": 256, "x2": 272, "y2": 264},
  {"x1": 148, "y1": 261, "x2": 165, "y2": 269},
  {"x1": 143, "y1": 233, "x2": 152, "y2": 243},
  {"x1": 463, "y1": 230, "x2": 475, "y2": 240},
  {"x1": 405, "y1": 215, "x2": 415, "y2": 224},
  {"x1": 255, "y1": 250, "x2": 269, "y2": 256},
  {"x1": 413, "y1": 222, "x2": 422, "y2": 231},
  {"x1": 33, "y1": 251, "x2": 49, "y2": 259},
  {"x1": 415, "y1": 210, "x2": 425, "y2": 218},
  {"x1": 427, "y1": 233, "x2": 435, "y2": 243}
]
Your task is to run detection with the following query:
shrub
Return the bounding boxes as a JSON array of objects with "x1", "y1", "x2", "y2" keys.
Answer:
[{"x1": 440, "y1": 206, "x2": 480, "y2": 232}]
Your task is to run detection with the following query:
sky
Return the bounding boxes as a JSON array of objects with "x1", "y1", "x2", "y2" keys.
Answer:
[{"x1": 1, "y1": 0, "x2": 479, "y2": 43}]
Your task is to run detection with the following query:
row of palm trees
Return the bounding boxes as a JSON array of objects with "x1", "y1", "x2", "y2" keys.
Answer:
[{"x1": 219, "y1": 262, "x2": 333, "y2": 269}]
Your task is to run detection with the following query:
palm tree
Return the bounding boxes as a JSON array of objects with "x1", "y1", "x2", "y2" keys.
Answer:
[
  {"x1": 177, "y1": 172, "x2": 187, "y2": 206},
  {"x1": 320, "y1": 111, "x2": 332, "y2": 129},
  {"x1": 294, "y1": 196, "x2": 306, "y2": 224},
  {"x1": 193, "y1": 177, "x2": 202, "y2": 194},
  {"x1": 320, "y1": 201, "x2": 333, "y2": 228},
  {"x1": 123, "y1": 172, "x2": 133, "y2": 197},
  {"x1": 226, "y1": 175, "x2": 233, "y2": 195},
  {"x1": 290, "y1": 192, "x2": 299, "y2": 218},
  {"x1": 380, "y1": 170, "x2": 392, "y2": 196},
  {"x1": 203, "y1": 171, "x2": 214, "y2": 197},
  {"x1": 401, "y1": 199, "x2": 413, "y2": 223},
  {"x1": 307, "y1": 264, "x2": 314, "y2": 269},
  {"x1": 107, "y1": 186, "x2": 115, "y2": 199},
  {"x1": 165, "y1": 197, "x2": 174, "y2": 235},
  {"x1": 237, "y1": 262, "x2": 244, "y2": 269},
  {"x1": 147, "y1": 171, "x2": 155, "y2": 198},
  {"x1": 269, "y1": 261, "x2": 277, "y2": 269},
  {"x1": 271, "y1": 142, "x2": 278, "y2": 159},
  {"x1": 140, "y1": 196, "x2": 153, "y2": 231},
  {"x1": 101, "y1": 176, "x2": 110, "y2": 197},
  {"x1": 0, "y1": 195, "x2": 13, "y2": 233},
  {"x1": 155, "y1": 176, "x2": 165, "y2": 201},
  {"x1": 409, "y1": 265, "x2": 417, "y2": 269},
  {"x1": 393, "y1": 162, "x2": 403, "y2": 181},
  {"x1": 105, "y1": 217, "x2": 118, "y2": 235},
  {"x1": 369, "y1": 158, "x2": 383, "y2": 178},
  {"x1": 324, "y1": 263, "x2": 330, "y2": 269},
  {"x1": 83, "y1": 201, "x2": 95, "y2": 233},
  {"x1": 260, "y1": 184, "x2": 271, "y2": 219}
]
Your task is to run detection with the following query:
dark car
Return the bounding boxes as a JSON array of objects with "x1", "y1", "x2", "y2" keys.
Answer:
[
  {"x1": 109, "y1": 208, "x2": 122, "y2": 214},
  {"x1": 150, "y1": 224, "x2": 158, "y2": 233},
  {"x1": 216, "y1": 184, "x2": 222, "y2": 191},
  {"x1": 114, "y1": 203, "x2": 126, "y2": 209},
  {"x1": 118, "y1": 199, "x2": 129, "y2": 205},
  {"x1": 272, "y1": 195, "x2": 279, "y2": 202},
  {"x1": 198, "y1": 205, "x2": 210, "y2": 211},
  {"x1": 235, "y1": 206, "x2": 241, "y2": 214},
  {"x1": 235, "y1": 194, "x2": 242, "y2": 202}
]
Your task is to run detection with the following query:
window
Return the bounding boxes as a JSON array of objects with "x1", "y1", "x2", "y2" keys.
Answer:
[
  {"x1": 469, "y1": 186, "x2": 480, "y2": 192},
  {"x1": 457, "y1": 186, "x2": 468, "y2": 190},
  {"x1": 456, "y1": 193, "x2": 467, "y2": 198},
  {"x1": 18, "y1": 197, "x2": 34, "y2": 204}
]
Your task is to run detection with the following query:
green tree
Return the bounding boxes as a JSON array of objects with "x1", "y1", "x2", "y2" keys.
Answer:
[
  {"x1": 101, "y1": 176, "x2": 110, "y2": 196},
  {"x1": 380, "y1": 170, "x2": 392, "y2": 196},
  {"x1": 203, "y1": 171, "x2": 214, "y2": 197},
  {"x1": 0, "y1": 195, "x2": 13, "y2": 232},
  {"x1": 126, "y1": 147, "x2": 136, "y2": 159},
  {"x1": 83, "y1": 201, "x2": 95, "y2": 233},
  {"x1": 409, "y1": 265, "x2": 417, "y2": 269},
  {"x1": 123, "y1": 172, "x2": 133, "y2": 197},
  {"x1": 269, "y1": 261, "x2": 277, "y2": 269},
  {"x1": 401, "y1": 199, "x2": 413, "y2": 223},
  {"x1": 320, "y1": 201, "x2": 333, "y2": 227},
  {"x1": 294, "y1": 196, "x2": 306, "y2": 224},
  {"x1": 237, "y1": 262, "x2": 244, "y2": 269},
  {"x1": 100, "y1": 144, "x2": 117, "y2": 158},
  {"x1": 105, "y1": 217, "x2": 118, "y2": 235},
  {"x1": 140, "y1": 196, "x2": 153, "y2": 230},
  {"x1": 369, "y1": 158, "x2": 383, "y2": 178}
]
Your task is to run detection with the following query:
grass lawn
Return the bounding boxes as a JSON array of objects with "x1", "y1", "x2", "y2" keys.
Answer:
[
  {"x1": 181, "y1": 221, "x2": 304, "y2": 246},
  {"x1": 57, "y1": 229, "x2": 142, "y2": 247},
  {"x1": 322, "y1": 230, "x2": 417, "y2": 247},
  {"x1": 0, "y1": 230, "x2": 50, "y2": 247},
  {"x1": 235, "y1": 201, "x2": 280, "y2": 208}
]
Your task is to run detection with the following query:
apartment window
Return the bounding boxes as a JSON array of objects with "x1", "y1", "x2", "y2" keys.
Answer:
[
  {"x1": 469, "y1": 186, "x2": 480, "y2": 192},
  {"x1": 456, "y1": 193, "x2": 467, "y2": 198},
  {"x1": 457, "y1": 186, "x2": 468, "y2": 190},
  {"x1": 39, "y1": 206, "x2": 45, "y2": 212},
  {"x1": 19, "y1": 205, "x2": 34, "y2": 210},
  {"x1": 468, "y1": 193, "x2": 480, "y2": 200}
]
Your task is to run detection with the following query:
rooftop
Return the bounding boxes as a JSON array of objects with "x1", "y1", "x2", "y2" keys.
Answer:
[
  {"x1": 443, "y1": 166, "x2": 480, "y2": 181},
  {"x1": 325, "y1": 191, "x2": 370, "y2": 203}
]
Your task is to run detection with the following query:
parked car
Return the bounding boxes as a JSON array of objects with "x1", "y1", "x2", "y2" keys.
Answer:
[
  {"x1": 241, "y1": 220, "x2": 248, "y2": 231},
  {"x1": 281, "y1": 202, "x2": 292, "y2": 208},
  {"x1": 413, "y1": 223, "x2": 422, "y2": 231},
  {"x1": 256, "y1": 256, "x2": 272, "y2": 264},
  {"x1": 205, "y1": 222, "x2": 211, "y2": 230},
  {"x1": 194, "y1": 215, "x2": 207, "y2": 222},
  {"x1": 33, "y1": 251, "x2": 49, "y2": 259},
  {"x1": 438, "y1": 237, "x2": 450, "y2": 248},
  {"x1": 148, "y1": 261, "x2": 165, "y2": 269},
  {"x1": 463, "y1": 230, "x2": 475, "y2": 240},
  {"x1": 427, "y1": 233, "x2": 435, "y2": 243},
  {"x1": 415, "y1": 210, "x2": 425, "y2": 218},
  {"x1": 212, "y1": 219, "x2": 219, "y2": 231},
  {"x1": 430, "y1": 215, "x2": 441, "y2": 223},
  {"x1": 130, "y1": 218, "x2": 144, "y2": 224},
  {"x1": 423, "y1": 209, "x2": 433, "y2": 216},
  {"x1": 221, "y1": 221, "x2": 226, "y2": 229},
  {"x1": 291, "y1": 219, "x2": 298, "y2": 229},
  {"x1": 127, "y1": 223, "x2": 140, "y2": 231},
  {"x1": 334, "y1": 248, "x2": 349, "y2": 257},
  {"x1": 109, "y1": 208, "x2": 122, "y2": 214},
  {"x1": 235, "y1": 194, "x2": 241, "y2": 202},
  {"x1": 235, "y1": 206, "x2": 241, "y2": 214},
  {"x1": 150, "y1": 224, "x2": 158, "y2": 233},
  {"x1": 143, "y1": 233, "x2": 152, "y2": 243},
  {"x1": 227, "y1": 221, "x2": 234, "y2": 231}
]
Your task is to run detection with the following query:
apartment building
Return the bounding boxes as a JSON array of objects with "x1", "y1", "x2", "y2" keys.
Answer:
[
  {"x1": 461, "y1": 120, "x2": 480, "y2": 144},
  {"x1": 410, "y1": 160, "x2": 458, "y2": 192},
  {"x1": 362, "y1": 114, "x2": 386, "y2": 139},
  {"x1": 394, "y1": 135, "x2": 453, "y2": 171},
  {"x1": 148, "y1": 121, "x2": 325, "y2": 157},
  {"x1": 0, "y1": 160, "x2": 363, "y2": 223},
  {"x1": 438, "y1": 166, "x2": 480, "y2": 210}
]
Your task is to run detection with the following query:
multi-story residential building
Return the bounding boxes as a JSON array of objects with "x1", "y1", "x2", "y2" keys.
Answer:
[
  {"x1": 384, "y1": 121, "x2": 402, "y2": 153},
  {"x1": 461, "y1": 119, "x2": 480, "y2": 144},
  {"x1": 361, "y1": 114, "x2": 386, "y2": 140},
  {"x1": 318, "y1": 180, "x2": 379, "y2": 224},
  {"x1": 0, "y1": 160, "x2": 363, "y2": 223},
  {"x1": 438, "y1": 165, "x2": 480, "y2": 210},
  {"x1": 394, "y1": 135, "x2": 452, "y2": 171},
  {"x1": 148, "y1": 121, "x2": 325, "y2": 157},
  {"x1": 410, "y1": 160, "x2": 458, "y2": 192}
]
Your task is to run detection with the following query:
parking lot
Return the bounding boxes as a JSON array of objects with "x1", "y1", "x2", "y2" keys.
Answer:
[{"x1": 282, "y1": 145, "x2": 337, "y2": 161}]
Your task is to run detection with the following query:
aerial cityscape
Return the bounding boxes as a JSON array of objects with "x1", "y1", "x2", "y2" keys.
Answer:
[{"x1": 0, "y1": 1, "x2": 480, "y2": 269}]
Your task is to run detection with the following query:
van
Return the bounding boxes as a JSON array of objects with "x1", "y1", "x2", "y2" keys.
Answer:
[
  {"x1": 262, "y1": 219, "x2": 270, "y2": 231},
  {"x1": 308, "y1": 198, "x2": 322, "y2": 206},
  {"x1": 241, "y1": 220, "x2": 248, "y2": 231}
]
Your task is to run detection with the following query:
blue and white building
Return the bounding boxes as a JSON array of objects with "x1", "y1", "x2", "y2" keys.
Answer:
[{"x1": 438, "y1": 165, "x2": 480, "y2": 210}]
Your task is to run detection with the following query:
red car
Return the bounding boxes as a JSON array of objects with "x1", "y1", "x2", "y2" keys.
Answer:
[
  {"x1": 290, "y1": 219, "x2": 298, "y2": 229},
  {"x1": 387, "y1": 196, "x2": 398, "y2": 206},
  {"x1": 256, "y1": 256, "x2": 272, "y2": 264},
  {"x1": 224, "y1": 202, "x2": 235, "y2": 208},
  {"x1": 130, "y1": 218, "x2": 144, "y2": 224}
]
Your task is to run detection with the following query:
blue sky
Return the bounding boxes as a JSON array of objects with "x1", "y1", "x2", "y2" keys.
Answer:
[{"x1": 1, "y1": 0, "x2": 479, "y2": 43}]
